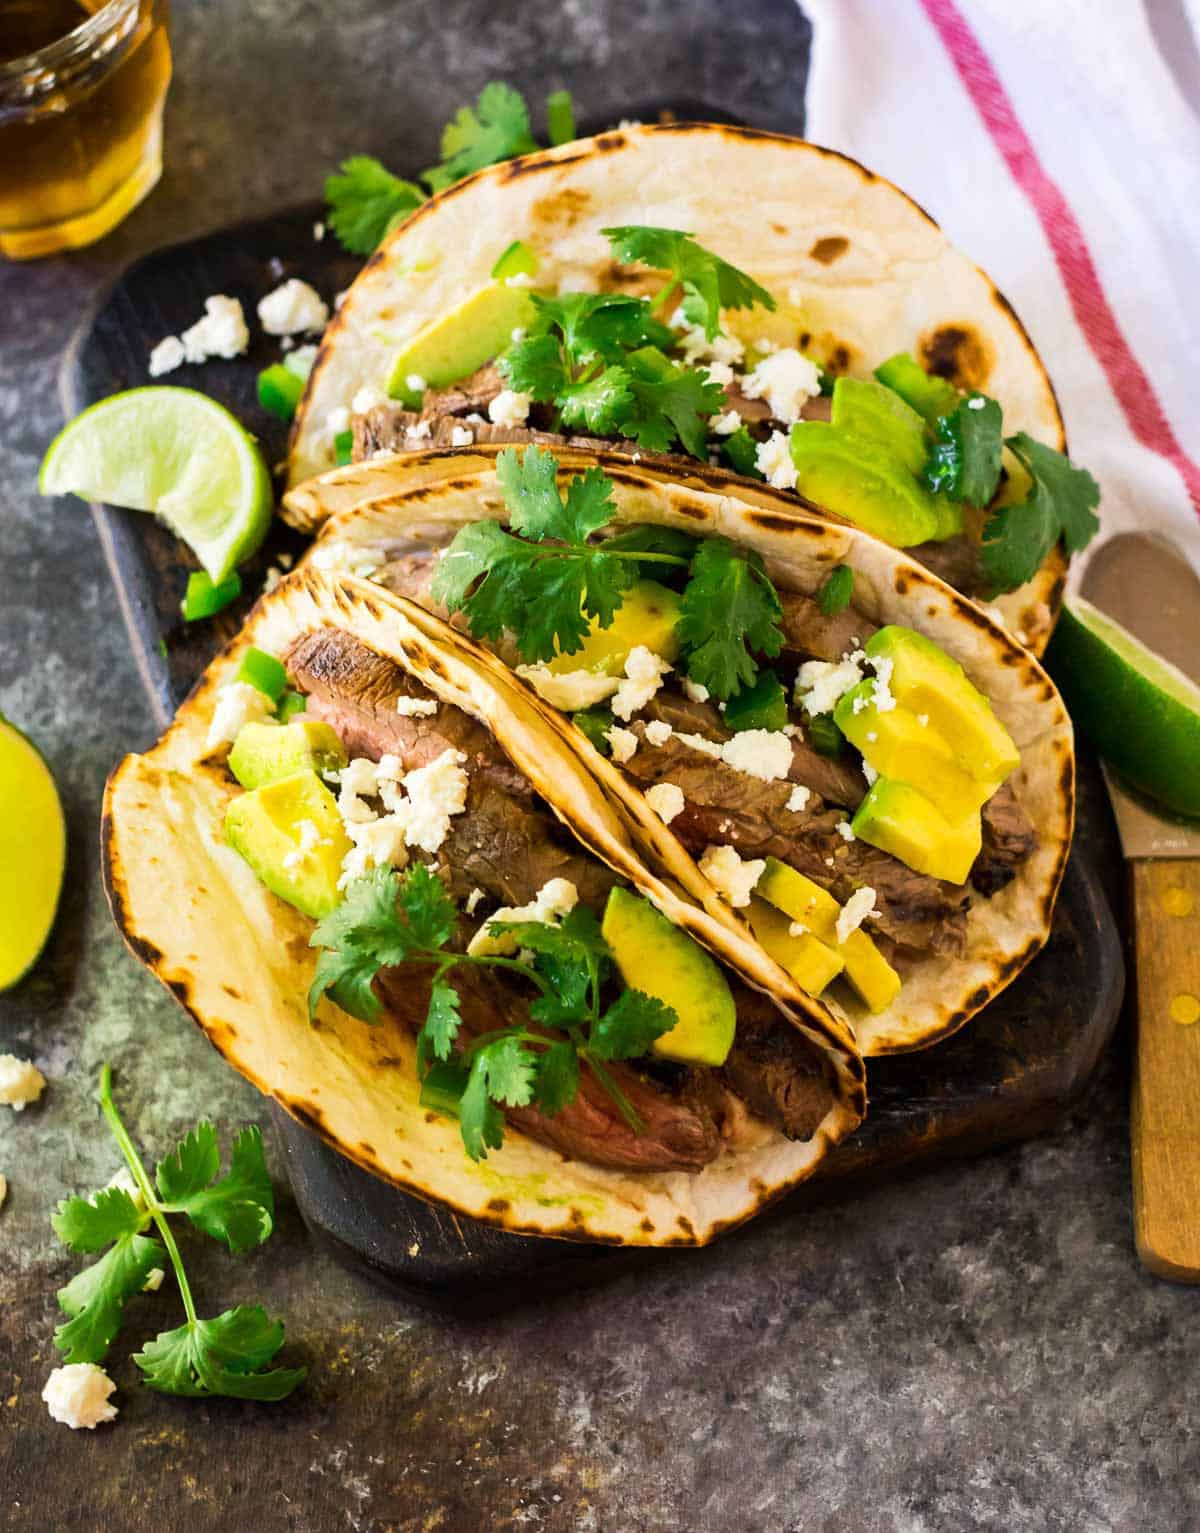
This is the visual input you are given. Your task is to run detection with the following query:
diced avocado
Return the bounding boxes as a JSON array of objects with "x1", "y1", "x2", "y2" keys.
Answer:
[
  {"x1": 601, "y1": 886, "x2": 736, "y2": 1067},
  {"x1": 723, "y1": 671, "x2": 789, "y2": 733},
  {"x1": 746, "y1": 896, "x2": 843, "y2": 996},
  {"x1": 228, "y1": 719, "x2": 348, "y2": 791},
  {"x1": 225, "y1": 769, "x2": 351, "y2": 919},
  {"x1": 873, "y1": 353, "x2": 960, "y2": 424},
  {"x1": 864, "y1": 627, "x2": 1020, "y2": 783},
  {"x1": 852, "y1": 777, "x2": 981, "y2": 886},
  {"x1": 546, "y1": 579, "x2": 682, "y2": 677},
  {"x1": 834, "y1": 682, "x2": 994, "y2": 822},
  {"x1": 754, "y1": 858, "x2": 901, "y2": 1014},
  {"x1": 929, "y1": 492, "x2": 964, "y2": 541},
  {"x1": 788, "y1": 423, "x2": 941, "y2": 546},
  {"x1": 385, "y1": 282, "x2": 538, "y2": 406},
  {"x1": 830, "y1": 377, "x2": 928, "y2": 476}
]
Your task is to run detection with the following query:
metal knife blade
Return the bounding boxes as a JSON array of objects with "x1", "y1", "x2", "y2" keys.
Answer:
[{"x1": 1079, "y1": 531, "x2": 1200, "y2": 859}]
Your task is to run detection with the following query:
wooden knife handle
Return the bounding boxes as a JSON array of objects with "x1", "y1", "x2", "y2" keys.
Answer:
[{"x1": 1131, "y1": 858, "x2": 1200, "y2": 1280}]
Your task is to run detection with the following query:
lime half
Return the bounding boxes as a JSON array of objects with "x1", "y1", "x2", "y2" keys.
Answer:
[
  {"x1": 1046, "y1": 595, "x2": 1200, "y2": 818},
  {"x1": 0, "y1": 716, "x2": 66, "y2": 990},
  {"x1": 40, "y1": 387, "x2": 272, "y2": 582}
]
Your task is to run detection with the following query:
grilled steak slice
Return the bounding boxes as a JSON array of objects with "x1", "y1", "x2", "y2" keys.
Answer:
[
  {"x1": 717, "y1": 982, "x2": 834, "y2": 1139},
  {"x1": 419, "y1": 363, "x2": 505, "y2": 421},
  {"x1": 972, "y1": 782, "x2": 1038, "y2": 895},
  {"x1": 778, "y1": 591, "x2": 878, "y2": 663},
  {"x1": 376, "y1": 964, "x2": 721, "y2": 1173},
  {"x1": 719, "y1": 385, "x2": 832, "y2": 433},
  {"x1": 906, "y1": 535, "x2": 986, "y2": 599}
]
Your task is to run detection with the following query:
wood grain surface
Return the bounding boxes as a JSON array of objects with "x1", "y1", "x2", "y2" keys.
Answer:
[{"x1": 1131, "y1": 857, "x2": 1200, "y2": 1280}]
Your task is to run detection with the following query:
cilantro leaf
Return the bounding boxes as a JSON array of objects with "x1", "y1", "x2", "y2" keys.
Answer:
[
  {"x1": 535, "y1": 1040, "x2": 580, "y2": 1115},
  {"x1": 720, "y1": 426, "x2": 765, "y2": 480},
  {"x1": 499, "y1": 334, "x2": 569, "y2": 399},
  {"x1": 55, "y1": 1233, "x2": 164, "y2": 1364},
  {"x1": 602, "y1": 524, "x2": 698, "y2": 569},
  {"x1": 324, "y1": 156, "x2": 425, "y2": 255},
  {"x1": 308, "y1": 865, "x2": 440, "y2": 1021},
  {"x1": 603, "y1": 225, "x2": 776, "y2": 339},
  {"x1": 589, "y1": 989, "x2": 678, "y2": 1061},
  {"x1": 558, "y1": 367, "x2": 635, "y2": 435},
  {"x1": 51, "y1": 1186, "x2": 145, "y2": 1253},
  {"x1": 478, "y1": 1035, "x2": 539, "y2": 1108},
  {"x1": 459, "y1": 1054, "x2": 506, "y2": 1161},
  {"x1": 423, "y1": 82, "x2": 538, "y2": 193},
  {"x1": 498, "y1": 445, "x2": 616, "y2": 544},
  {"x1": 925, "y1": 394, "x2": 1004, "y2": 504},
  {"x1": 622, "y1": 354, "x2": 726, "y2": 458},
  {"x1": 677, "y1": 537, "x2": 785, "y2": 698},
  {"x1": 981, "y1": 433, "x2": 1101, "y2": 594},
  {"x1": 398, "y1": 861, "x2": 459, "y2": 950},
  {"x1": 817, "y1": 565, "x2": 855, "y2": 617},
  {"x1": 421, "y1": 980, "x2": 463, "y2": 1064},
  {"x1": 134, "y1": 1306, "x2": 305, "y2": 1401},
  {"x1": 157, "y1": 1125, "x2": 274, "y2": 1253},
  {"x1": 527, "y1": 293, "x2": 674, "y2": 366}
]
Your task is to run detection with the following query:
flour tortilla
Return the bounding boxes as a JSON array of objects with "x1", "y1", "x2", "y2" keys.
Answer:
[
  {"x1": 285, "y1": 122, "x2": 1068, "y2": 651},
  {"x1": 103, "y1": 567, "x2": 865, "y2": 1247},
  {"x1": 281, "y1": 446, "x2": 1075, "y2": 1056}
]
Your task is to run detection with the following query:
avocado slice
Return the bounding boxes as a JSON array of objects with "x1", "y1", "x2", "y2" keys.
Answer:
[
  {"x1": 863, "y1": 628, "x2": 1020, "y2": 783},
  {"x1": 228, "y1": 719, "x2": 348, "y2": 791},
  {"x1": 851, "y1": 778, "x2": 981, "y2": 886},
  {"x1": 873, "y1": 352, "x2": 960, "y2": 424},
  {"x1": 546, "y1": 579, "x2": 682, "y2": 677},
  {"x1": 385, "y1": 281, "x2": 538, "y2": 406},
  {"x1": 830, "y1": 377, "x2": 928, "y2": 475},
  {"x1": 834, "y1": 682, "x2": 995, "y2": 823},
  {"x1": 225, "y1": 769, "x2": 351, "y2": 919},
  {"x1": 787, "y1": 423, "x2": 941, "y2": 546},
  {"x1": 755, "y1": 858, "x2": 901, "y2": 1014},
  {"x1": 745, "y1": 896, "x2": 844, "y2": 996},
  {"x1": 601, "y1": 886, "x2": 736, "y2": 1066}
]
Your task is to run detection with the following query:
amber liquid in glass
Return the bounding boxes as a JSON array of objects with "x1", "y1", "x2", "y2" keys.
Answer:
[{"x1": 0, "y1": 0, "x2": 172, "y2": 258}]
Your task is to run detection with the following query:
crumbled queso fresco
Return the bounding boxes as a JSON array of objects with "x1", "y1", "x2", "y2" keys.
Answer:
[
  {"x1": 610, "y1": 646, "x2": 671, "y2": 721},
  {"x1": 836, "y1": 886, "x2": 877, "y2": 945},
  {"x1": 741, "y1": 348, "x2": 822, "y2": 423},
  {"x1": 0, "y1": 1054, "x2": 46, "y2": 1110},
  {"x1": 257, "y1": 278, "x2": 329, "y2": 336},
  {"x1": 468, "y1": 877, "x2": 579, "y2": 957},
  {"x1": 42, "y1": 1364, "x2": 118, "y2": 1430},
  {"x1": 149, "y1": 295, "x2": 250, "y2": 376},
  {"x1": 206, "y1": 681, "x2": 276, "y2": 751},
  {"x1": 699, "y1": 844, "x2": 765, "y2": 908},
  {"x1": 644, "y1": 782, "x2": 685, "y2": 824},
  {"x1": 516, "y1": 664, "x2": 619, "y2": 712},
  {"x1": 605, "y1": 725, "x2": 638, "y2": 763},
  {"x1": 488, "y1": 389, "x2": 532, "y2": 427},
  {"x1": 333, "y1": 748, "x2": 469, "y2": 887},
  {"x1": 755, "y1": 430, "x2": 798, "y2": 491},
  {"x1": 395, "y1": 696, "x2": 439, "y2": 718}
]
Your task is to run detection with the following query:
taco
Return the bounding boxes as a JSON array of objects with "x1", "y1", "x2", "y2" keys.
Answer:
[
  {"x1": 282, "y1": 443, "x2": 1074, "y2": 1057},
  {"x1": 283, "y1": 122, "x2": 1094, "y2": 653},
  {"x1": 102, "y1": 566, "x2": 866, "y2": 1246}
]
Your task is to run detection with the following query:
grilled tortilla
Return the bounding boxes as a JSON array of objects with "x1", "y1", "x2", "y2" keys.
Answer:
[
  {"x1": 284, "y1": 122, "x2": 1067, "y2": 651},
  {"x1": 103, "y1": 568, "x2": 865, "y2": 1246},
  {"x1": 281, "y1": 446, "x2": 1075, "y2": 1056}
]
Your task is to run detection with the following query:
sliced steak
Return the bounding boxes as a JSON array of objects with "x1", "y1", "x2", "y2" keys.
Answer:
[
  {"x1": 778, "y1": 590, "x2": 878, "y2": 663},
  {"x1": 718, "y1": 981, "x2": 835, "y2": 1140},
  {"x1": 377, "y1": 964, "x2": 721, "y2": 1173},
  {"x1": 972, "y1": 781, "x2": 1038, "y2": 895},
  {"x1": 907, "y1": 535, "x2": 986, "y2": 599},
  {"x1": 719, "y1": 385, "x2": 832, "y2": 433},
  {"x1": 419, "y1": 363, "x2": 505, "y2": 421}
]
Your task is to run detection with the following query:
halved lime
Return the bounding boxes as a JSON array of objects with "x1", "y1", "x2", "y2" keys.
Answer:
[
  {"x1": 40, "y1": 387, "x2": 273, "y2": 582},
  {"x1": 1046, "y1": 596, "x2": 1200, "y2": 818},
  {"x1": 0, "y1": 716, "x2": 66, "y2": 990}
]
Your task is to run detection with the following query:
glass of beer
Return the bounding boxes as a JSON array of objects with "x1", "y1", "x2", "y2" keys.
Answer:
[{"x1": 0, "y1": 0, "x2": 172, "y2": 260}]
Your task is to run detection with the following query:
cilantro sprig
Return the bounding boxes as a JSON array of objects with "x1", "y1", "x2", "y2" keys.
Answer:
[
  {"x1": 431, "y1": 446, "x2": 784, "y2": 698},
  {"x1": 50, "y1": 1066, "x2": 304, "y2": 1402},
  {"x1": 308, "y1": 864, "x2": 676, "y2": 1161},
  {"x1": 603, "y1": 226, "x2": 776, "y2": 339},
  {"x1": 816, "y1": 565, "x2": 855, "y2": 617},
  {"x1": 324, "y1": 84, "x2": 576, "y2": 254}
]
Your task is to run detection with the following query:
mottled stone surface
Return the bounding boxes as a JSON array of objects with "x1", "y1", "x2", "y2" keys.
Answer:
[{"x1": 0, "y1": 3, "x2": 1194, "y2": 1529}]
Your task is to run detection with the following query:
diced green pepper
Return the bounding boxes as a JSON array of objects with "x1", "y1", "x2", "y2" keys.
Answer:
[
  {"x1": 806, "y1": 713, "x2": 844, "y2": 757},
  {"x1": 546, "y1": 89, "x2": 576, "y2": 146},
  {"x1": 257, "y1": 363, "x2": 305, "y2": 422},
  {"x1": 419, "y1": 1061, "x2": 469, "y2": 1119},
  {"x1": 720, "y1": 426, "x2": 764, "y2": 480},
  {"x1": 572, "y1": 708, "x2": 614, "y2": 754},
  {"x1": 334, "y1": 429, "x2": 354, "y2": 466},
  {"x1": 182, "y1": 570, "x2": 242, "y2": 622},
  {"x1": 724, "y1": 671, "x2": 789, "y2": 733},
  {"x1": 491, "y1": 239, "x2": 539, "y2": 281},
  {"x1": 278, "y1": 689, "x2": 308, "y2": 723},
  {"x1": 236, "y1": 646, "x2": 288, "y2": 702}
]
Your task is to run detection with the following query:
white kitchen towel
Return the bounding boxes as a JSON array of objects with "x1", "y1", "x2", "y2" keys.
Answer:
[{"x1": 803, "y1": 0, "x2": 1200, "y2": 579}]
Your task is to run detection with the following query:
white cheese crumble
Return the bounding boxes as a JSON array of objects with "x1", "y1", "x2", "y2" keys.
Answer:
[
  {"x1": 340, "y1": 813, "x2": 410, "y2": 887},
  {"x1": 465, "y1": 887, "x2": 485, "y2": 916},
  {"x1": 699, "y1": 844, "x2": 765, "y2": 908},
  {"x1": 836, "y1": 820, "x2": 856, "y2": 842},
  {"x1": 393, "y1": 748, "x2": 470, "y2": 854},
  {"x1": 262, "y1": 565, "x2": 284, "y2": 595},
  {"x1": 643, "y1": 720, "x2": 673, "y2": 748},
  {"x1": 148, "y1": 335, "x2": 186, "y2": 376},
  {"x1": 325, "y1": 405, "x2": 352, "y2": 439},
  {"x1": 395, "y1": 696, "x2": 439, "y2": 717},
  {"x1": 681, "y1": 678, "x2": 710, "y2": 704},
  {"x1": 719, "y1": 729, "x2": 793, "y2": 782},
  {"x1": 863, "y1": 761, "x2": 879, "y2": 786},
  {"x1": 310, "y1": 540, "x2": 381, "y2": 580},
  {"x1": 468, "y1": 877, "x2": 579, "y2": 956},
  {"x1": 795, "y1": 652, "x2": 865, "y2": 716},
  {"x1": 405, "y1": 373, "x2": 427, "y2": 394},
  {"x1": 515, "y1": 664, "x2": 618, "y2": 712},
  {"x1": 488, "y1": 389, "x2": 532, "y2": 427},
  {"x1": 677, "y1": 730, "x2": 723, "y2": 759},
  {"x1": 645, "y1": 782, "x2": 685, "y2": 824},
  {"x1": 0, "y1": 1055, "x2": 46, "y2": 1111},
  {"x1": 405, "y1": 419, "x2": 432, "y2": 441},
  {"x1": 313, "y1": 221, "x2": 325, "y2": 241},
  {"x1": 611, "y1": 646, "x2": 672, "y2": 721},
  {"x1": 967, "y1": 395, "x2": 986, "y2": 410},
  {"x1": 282, "y1": 817, "x2": 326, "y2": 871},
  {"x1": 142, "y1": 1267, "x2": 165, "y2": 1292},
  {"x1": 787, "y1": 784, "x2": 811, "y2": 813},
  {"x1": 42, "y1": 1364, "x2": 118, "y2": 1430},
  {"x1": 351, "y1": 384, "x2": 387, "y2": 416},
  {"x1": 672, "y1": 313, "x2": 745, "y2": 369},
  {"x1": 742, "y1": 348, "x2": 822, "y2": 422},
  {"x1": 206, "y1": 682, "x2": 275, "y2": 751},
  {"x1": 102, "y1": 1167, "x2": 142, "y2": 1204},
  {"x1": 449, "y1": 425, "x2": 475, "y2": 446},
  {"x1": 755, "y1": 430, "x2": 798, "y2": 491},
  {"x1": 836, "y1": 886, "x2": 877, "y2": 945},
  {"x1": 867, "y1": 653, "x2": 897, "y2": 713},
  {"x1": 505, "y1": 271, "x2": 536, "y2": 289},
  {"x1": 709, "y1": 409, "x2": 743, "y2": 436},
  {"x1": 704, "y1": 362, "x2": 736, "y2": 388},
  {"x1": 182, "y1": 295, "x2": 250, "y2": 362},
  {"x1": 788, "y1": 920, "x2": 808, "y2": 937},
  {"x1": 258, "y1": 278, "x2": 329, "y2": 336},
  {"x1": 605, "y1": 725, "x2": 639, "y2": 763}
]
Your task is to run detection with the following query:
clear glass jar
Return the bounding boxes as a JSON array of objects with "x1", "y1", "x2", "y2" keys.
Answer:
[{"x1": 0, "y1": 0, "x2": 172, "y2": 260}]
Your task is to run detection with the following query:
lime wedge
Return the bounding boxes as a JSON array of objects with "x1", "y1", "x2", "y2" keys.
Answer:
[
  {"x1": 0, "y1": 716, "x2": 66, "y2": 990},
  {"x1": 1046, "y1": 595, "x2": 1200, "y2": 818},
  {"x1": 40, "y1": 387, "x2": 273, "y2": 582}
]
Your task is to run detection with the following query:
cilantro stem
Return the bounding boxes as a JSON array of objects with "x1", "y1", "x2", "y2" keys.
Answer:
[{"x1": 97, "y1": 1064, "x2": 197, "y2": 1327}]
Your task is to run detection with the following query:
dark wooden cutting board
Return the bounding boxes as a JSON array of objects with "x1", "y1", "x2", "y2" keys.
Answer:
[{"x1": 67, "y1": 104, "x2": 1125, "y2": 1310}]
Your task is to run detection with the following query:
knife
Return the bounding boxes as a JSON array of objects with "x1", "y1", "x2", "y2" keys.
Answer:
[{"x1": 1079, "y1": 531, "x2": 1200, "y2": 1281}]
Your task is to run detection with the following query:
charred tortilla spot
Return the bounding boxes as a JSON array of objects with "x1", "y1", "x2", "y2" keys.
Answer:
[
  {"x1": 676, "y1": 1215, "x2": 695, "y2": 1237},
  {"x1": 746, "y1": 509, "x2": 811, "y2": 537},
  {"x1": 222, "y1": 984, "x2": 241, "y2": 1000},
  {"x1": 423, "y1": 1111, "x2": 438, "y2": 1124},
  {"x1": 530, "y1": 185, "x2": 592, "y2": 227},
  {"x1": 894, "y1": 569, "x2": 912, "y2": 595},
  {"x1": 500, "y1": 149, "x2": 588, "y2": 181},
  {"x1": 358, "y1": 1141, "x2": 376, "y2": 1157},
  {"x1": 285, "y1": 1098, "x2": 325, "y2": 1133},
  {"x1": 486, "y1": 1198, "x2": 510, "y2": 1214},
  {"x1": 809, "y1": 235, "x2": 849, "y2": 264},
  {"x1": 640, "y1": 1218, "x2": 655, "y2": 1234},
  {"x1": 799, "y1": 331, "x2": 812, "y2": 349},
  {"x1": 919, "y1": 323, "x2": 994, "y2": 391},
  {"x1": 770, "y1": 221, "x2": 789, "y2": 236},
  {"x1": 827, "y1": 344, "x2": 852, "y2": 376}
]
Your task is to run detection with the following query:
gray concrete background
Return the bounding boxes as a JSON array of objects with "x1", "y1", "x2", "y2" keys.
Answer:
[{"x1": 1, "y1": 2, "x2": 1195, "y2": 1529}]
